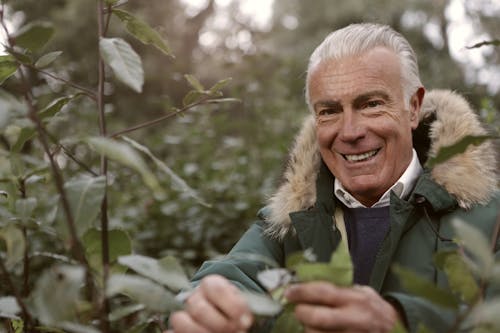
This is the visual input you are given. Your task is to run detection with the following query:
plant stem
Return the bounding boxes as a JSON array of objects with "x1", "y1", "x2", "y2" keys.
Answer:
[
  {"x1": 0, "y1": 257, "x2": 33, "y2": 329},
  {"x1": 1, "y1": 6, "x2": 87, "y2": 266},
  {"x1": 97, "y1": 1, "x2": 110, "y2": 332},
  {"x1": 45, "y1": 131, "x2": 99, "y2": 177},
  {"x1": 108, "y1": 97, "x2": 214, "y2": 138},
  {"x1": 28, "y1": 65, "x2": 97, "y2": 101},
  {"x1": 18, "y1": 66, "x2": 86, "y2": 264}
]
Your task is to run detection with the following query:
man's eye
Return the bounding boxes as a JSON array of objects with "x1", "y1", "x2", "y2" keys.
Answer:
[
  {"x1": 318, "y1": 109, "x2": 337, "y2": 116},
  {"x1": 366, "y1": 100, "x2": 382, "y2": 108}
]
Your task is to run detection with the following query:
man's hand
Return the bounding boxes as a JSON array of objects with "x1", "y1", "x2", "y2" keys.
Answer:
[
  {"x1": 168, "y1": 275, "x2": 254, "y2": 333},
  {"x1": 285, "y1": 282, "x2": 401, "y2": 333}
]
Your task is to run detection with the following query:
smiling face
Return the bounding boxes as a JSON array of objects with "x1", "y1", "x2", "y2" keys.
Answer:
[{"x1": 308, "y1": 47, "x2": 423, "y2": 207}]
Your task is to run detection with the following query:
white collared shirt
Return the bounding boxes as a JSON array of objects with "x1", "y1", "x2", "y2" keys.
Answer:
[{"x1": 334, "y1": 149, "x2": 423, "y2": 208}]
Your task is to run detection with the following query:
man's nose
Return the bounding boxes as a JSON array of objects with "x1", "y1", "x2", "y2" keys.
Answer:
[{"x1": 338, "y1": 111, "x2": 365, "y2": 142}]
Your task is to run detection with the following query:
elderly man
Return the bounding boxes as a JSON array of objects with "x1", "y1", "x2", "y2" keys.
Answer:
[{"x1": 169, "y1": 23, "x2": 499, "y2": 333}]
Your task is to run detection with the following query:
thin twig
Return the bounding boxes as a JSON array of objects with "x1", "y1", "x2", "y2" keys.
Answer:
[
  {"x1": 104, "y1": 3, "x2": 112, "y2": 36},
  {"x1": 97, "y1": 1, "x2": 111, "y2": 332},
  {"x1": 0, "y1": 257, "x2": 33, "y2": 329},
  {"x1": 109, "y1": 97, "x2": 214, "y2": 138},
  {"x1": 28, "y1": 65, "x2": 97, "y2": 101},
  {"x1": 490, "y1": 211, "x2": 500, "y2": 252},
  {"x1": 18, "y1": 67, "x2": 86, "y2": 264},
  {"x1": 45, "y1": 131, "x2": 99, "y2": 177}
]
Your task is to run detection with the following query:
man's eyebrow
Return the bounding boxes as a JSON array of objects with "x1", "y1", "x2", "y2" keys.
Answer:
[
  {"x1": 313, "y1": 100, "x2": 342, "y2": 111},
  {"x1": 353, "y1": 91, "x2": 391, "y2": 106}
]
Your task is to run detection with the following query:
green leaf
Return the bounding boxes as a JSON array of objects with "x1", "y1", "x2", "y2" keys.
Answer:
[
  {"x1": 58, "y1": 176, "x2": 106, "y2": 239},
  {"x1": 0, "y1": 55, "x2": 19, "y2": 85},
  {"x1": 11, "y1": 126, "x2": 36, "y2": 153},
  {"x1": 7, "y1": 49, "x2": 33, "y2": 65},
  {"x1": 82, "y1": 228, "x2": 132, "y2": 277},
  {"x1": 271, "y1": 304, "x2": 303, "y2": 333},
  {"x1": 118, "y1": 254, "x2": 191, "y2": 292},
  {"x1": 122, "y1": 136, "x2": 209, "y2": 207},
  {"x1": 184, "y1": 74, "x2": 204, "y2": 91},
  {"x1": 87, "y1": 137, "x2": 161, "y2": 194},
  {"x1": 105, "y1": 0, "x2": 120, "y2": 5},
  {"x1": 32, "y1": 265, "x2": 85, "y2": 325},
  {"x1": 15, "y1": 197, "x2": 37, "y2": 224},
  {"x1": 38, "y1": 94, "x2": 82, "y2": 120},
  {"x1": 182, "y1": 90, "x2": 206, "y2": 107},
  {"x1": 286, "y1": 249, "x2": 317, "y2": 269},
  {"x1": 415, "y1": 324, "x2": 433, "y2": 333},
  {"x1": 13, "y1": 21, "x2": 55, "y2": 52},
  {"x1": 434, "y1": 250, "x2": 479, "y2": 304},
  {"x1": 0, "y1": 297, "x2": 21, "y2": 319},
  {"x1": 35, "y1": 51, "x2": 63, "y2": 68},
  {"x1": 106, "y1": 274, "x2": 180, "y2": 312},
  {"x1": 58, "y1": 322, "x2": 101, "y2": 333},
  {"x1": 295, "y1": 262, "x2": 352, "y2": 286},
  {"x1": 241, "y1": 291, "x2": 282, "y2": 316},
  {"x1": 391, "y1": 321, "x2": 409, "y2": 333},
  {"x1": 452, "y1": 218, "x2": 495, "y2": 278},
  {"x1": 12, "y1": 319, "x2": 24, "y2": 333},
  {"x1": 426, "y1": 135, "x2": 496, "y2": 168},
  {"x1": 294, "y1": 241, "x2": 353, "y2": 286},
  {"x1": 99, "y1": 37, "x2": 144, "y2": 93},
  {"x1": 0, "y1": 225, "x2": 26, "y2": 269},
  {"x1": 112, "y1": 9, "x2": 173, "y2": 58},
  {"x1": 393, "y1": 265, "x2": 459, "y2": 309},
  {"x1": 209, "y1": 77, "x2": 232, "y2": 95},
  {"x1": 108, "y1": 303, "x2": 145, "y2": 322},
  {"x1": 466, "y1": 40, "x2": 500, "y2": 49}
]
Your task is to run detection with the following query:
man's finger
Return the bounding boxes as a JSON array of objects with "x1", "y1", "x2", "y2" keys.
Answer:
[
  {"x1": 285, "y1": 282, "x2": 364, "y2": 306},
  {"x1": 186, "y1": 290, "x2": 241, "y2": 333},
  {"x1": 199, "y1": 275, "x2": 253, "y2": 329},
  {"x1": 169, "y1": 311, "x2": 211, "y2": 333}
]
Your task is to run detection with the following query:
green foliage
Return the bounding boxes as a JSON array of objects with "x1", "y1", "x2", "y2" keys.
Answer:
[
  {"x1": 1, "y1": 1, "x2": 499, "y2": 332},
  {"x1": 99, "y1": 37, "x2": 144, "y2": 93},
  {"x1": 0, "y1": 55, "x2": 18, "y2": 84},
  {"x1": 34, "y1": 51, "x2": 63, "y2": 69},
  {"x1": 426, "y1": 135, "x2": 497, "y2": 168},
  {"x1": 117, "y1": 254, "x2": 191, "y2": 292},
  {"x1": 12, "y1": 21, "x2": 54, "y2": 52},
  {"x1": 112, "y1": 9, "x2": 173, "y2": 58},
  {"x1": 0, "y1": 297, "x2": 21, "y2": 319},
  {"x1": 32, "y1": 265, "x2": 86, "y2": 326},
  {"x1": 106, "y1": 274, "x2": 179, "y2": 312},
  {"x1": 86, "y1": 137, "x2": 160, "y2": 194},
  {"x1": 434, "y1": 250, "x2": 479, "y2": 303},
  {"x1": 0, "y1": 225, "x2": 25, "y2": 269},
  {"x1": 393, "y1": 264, "x2": 459, "y2": 309}
]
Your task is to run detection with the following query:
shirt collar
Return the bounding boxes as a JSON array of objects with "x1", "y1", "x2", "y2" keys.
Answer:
[{"x1": 334, "y1": 149, "x2": 423, "y2": 208}]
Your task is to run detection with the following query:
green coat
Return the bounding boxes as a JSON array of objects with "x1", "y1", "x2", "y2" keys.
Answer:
[{"x1": 192, "y1": 90, "x2": 500, "y2": 332}]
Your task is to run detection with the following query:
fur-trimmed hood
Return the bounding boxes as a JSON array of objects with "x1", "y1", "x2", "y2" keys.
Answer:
[{"x1": 265, "y1": 90, "x2": 498, "y2": 239}]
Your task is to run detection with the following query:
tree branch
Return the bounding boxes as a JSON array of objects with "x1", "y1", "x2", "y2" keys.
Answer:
[
  {"x1": 0, "y1": 256, "x2": 33, "y2": 329},
  {"x1": 108, "y1": 97, "x2": 219, "y2": 138},
  {"x1": 97, "y1": 1, "x2": 111, "y2": 332},
  {"x1": 27, "y1": 65, "x2": 97, "y2": 101}
]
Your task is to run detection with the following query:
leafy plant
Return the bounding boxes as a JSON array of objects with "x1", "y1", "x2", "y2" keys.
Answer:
[{"x1": 0, "y1": 1, "x2": 237, "y2": 332}]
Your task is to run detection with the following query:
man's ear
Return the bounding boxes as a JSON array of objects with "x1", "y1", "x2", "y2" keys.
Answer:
[{"x1": 409, "y1": 87, "x2": 425, "y2": 128}]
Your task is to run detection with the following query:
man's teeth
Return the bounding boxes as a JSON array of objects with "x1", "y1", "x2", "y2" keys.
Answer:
[{"x1": 344, "y1": 149, "x2": 378, "y2": 162}]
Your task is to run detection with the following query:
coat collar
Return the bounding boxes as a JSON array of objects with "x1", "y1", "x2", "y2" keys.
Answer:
[{"x1": 265, "y1": 90, "x2": 498, "y2": 239}]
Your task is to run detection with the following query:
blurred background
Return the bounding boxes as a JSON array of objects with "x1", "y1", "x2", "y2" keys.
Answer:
[{"x1": 1, "y1": 0, "x2": 499, "y2": 273}]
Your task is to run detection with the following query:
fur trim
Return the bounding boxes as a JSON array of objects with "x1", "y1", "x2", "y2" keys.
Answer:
[
  {"x1": 265, "y1": 90, "x2": 498, "y2": 238},
  {"x1": 423, "y1": 90, "x2": 497, "y2": 209}
]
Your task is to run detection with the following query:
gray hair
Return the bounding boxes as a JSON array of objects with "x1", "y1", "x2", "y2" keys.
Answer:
[{"x1": 305, "y1": 23, "x2": 422, "y2": 110}]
